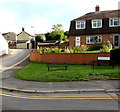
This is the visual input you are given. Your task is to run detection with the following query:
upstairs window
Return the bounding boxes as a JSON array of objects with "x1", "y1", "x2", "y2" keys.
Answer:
[
  {"x1": 109, "y1": 18, "x2": 120, "y2": 27},
  {"x1": 86, "y1": 36, "x2": 102, "y2": 44},
  {"x1": 92, "y1": 19, "x2": 102, "y2": 28},
  {"x1": 6, "y1": 36, "x2": 10, "y2": 39},
  {"x1": 76, "y1": 21, "x2": 85, "y2": 29}
]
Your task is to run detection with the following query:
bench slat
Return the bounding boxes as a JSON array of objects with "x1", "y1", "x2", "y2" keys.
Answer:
[{"x1": 47, "y1": 63, "x2": 67, "y2": 71}]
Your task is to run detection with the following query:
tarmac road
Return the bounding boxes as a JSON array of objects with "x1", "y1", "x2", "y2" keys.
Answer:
[
  {"x1": 1, "y1": 90, "x2": 119, "y2": 111},
  {"x1": 0, "y1": 49, "x2": 30, "y2": 71},
  {"x1": 0, "y1": 49, "x2": 119, "y2": 111}
]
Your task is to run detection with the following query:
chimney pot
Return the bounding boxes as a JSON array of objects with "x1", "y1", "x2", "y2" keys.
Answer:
[
  {"x1": 95, "y1": 5, "x2": 100, "y2": 12},
  {"x1": 22, "y1": 27, "x2": 25, "y2": 31}
]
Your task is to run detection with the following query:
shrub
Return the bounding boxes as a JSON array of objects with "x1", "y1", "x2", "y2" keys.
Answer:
[
  {"x1": 73, "y1": 46, "x2": 81, "y2": 53},
  {"x1": 51, "y1": 47, "x2": 63, "y2": 53},
  {"x1": 64, "y1": 47, "x2": 74, "y2": 53},
  {"x1": 88, "y1": 43, "x2": 103, "y2": 51},
  {"x1": 80, "y1": 45, "x2": 88, "y2": 52},
  {"x1": 36, "y1": 48, "x2": 43, "y2": 54},
  {"x1": 35, "y1": 45, "x2": 95, "y2": 54},
  {"x1": 100, "y1": 45, "x2": 111, "y2": 53}
]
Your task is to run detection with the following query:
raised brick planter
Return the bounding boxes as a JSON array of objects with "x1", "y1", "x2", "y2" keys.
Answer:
[{"x1": 30, "y1": 51, "x2": 110, "y2": 65}]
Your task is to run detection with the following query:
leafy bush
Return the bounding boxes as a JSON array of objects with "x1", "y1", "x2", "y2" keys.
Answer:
[
  {"x1": 100, "y1": 45, "x2": 111, "y2": 53},
  {"x1": 64, "y1": 47, "x2": 74, "y2": 53},
  {"x1": 51, "y1": 47, "x2": 63, "y2": 53},
  {"x1": 36, "y1": 47, "x2": 63, "y2": 54},
  {"x1": 112, "y1": 48, "x2": 120, "y2": 50},
  {"x1": 36, "y1": 35, "x2": 45, "y2": 42},
  {"x1": 36, "y1": 49, "x2": 43, "y2": 54},
  {"x1": 88, "y1": 43, "x2": 103, "y2": 51},
  {"x1": 36, "y1": 45, "x2": 88, "y2": 54},
  {"x1": 80, "y1": 45, "x2": 88, "y2": 52},
  {"x1": 64, "y1": 45, "x2": 88, "y2": 53}
]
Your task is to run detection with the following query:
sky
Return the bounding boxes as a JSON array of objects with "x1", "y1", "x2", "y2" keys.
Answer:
[{"x1": 0, "y1": 0, "x2": 120, "y2": 35}]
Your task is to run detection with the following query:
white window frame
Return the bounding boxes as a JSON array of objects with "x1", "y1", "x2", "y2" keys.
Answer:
[
  {"x1": 76, "y1": 21, "x2": 86, "y2": 29},
  {"x1": 92, "y1": 19, "x2": 102, "y2": 28},
  {"x1": 86, "y1": 36, "x2": 102, "y2": 44},
  {"x1": 109, "y1": 18, "x2": 120, "y2": 27}
]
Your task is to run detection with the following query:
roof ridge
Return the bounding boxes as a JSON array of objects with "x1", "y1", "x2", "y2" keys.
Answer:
[
  {"x1": 72, "y1": 9, "x2": 120, "y2": 21},
  {"x1": 17, "y1": 31, "x2": 34, "y2": 37}
]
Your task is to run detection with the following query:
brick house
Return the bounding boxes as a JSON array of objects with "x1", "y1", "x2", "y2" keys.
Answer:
[{"x1": 69, "y1": 6, "x2": 120, "y2": 48}]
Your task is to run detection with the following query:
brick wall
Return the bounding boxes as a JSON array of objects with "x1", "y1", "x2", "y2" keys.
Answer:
[
  {"x1": 30, "y1": 51, "x2": 110, "y2": 65},
  {"x1": 9, "y1": 44, "x2": 16, "y2": 49},
  {"x1": 69, "y1": 33, "x2": 120, "y2": 47}
]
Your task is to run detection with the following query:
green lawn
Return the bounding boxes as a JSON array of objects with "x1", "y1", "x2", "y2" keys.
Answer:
[{"x1": 15, "y1": 62, "x2": 120, "y2": 82}]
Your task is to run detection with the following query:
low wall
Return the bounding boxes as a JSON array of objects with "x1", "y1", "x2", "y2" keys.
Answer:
[
  {"x1": 30, "y1": 52, "x2": 110, "y2": 65},
  {"x1": 9, "y1": 44, "x2": 16, "y2": 49},
  {"x1": 16, "y1": 43, "x2": 31, "y2": 49}
]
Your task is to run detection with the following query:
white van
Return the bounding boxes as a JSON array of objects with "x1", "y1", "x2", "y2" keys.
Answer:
[{"x1": 0, "y1": 33, "x2": 9, "y2": 56}]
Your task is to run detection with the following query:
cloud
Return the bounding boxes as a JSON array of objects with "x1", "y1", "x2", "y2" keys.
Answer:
[
  {"x1": 0, "y1": 9, "x2": 17, "y2": 33},
  {"x1": 23, "y1": 17, "x2": 52, "y2": 35},
  {"x1": 0, "y1": 0, "x2": 119, "y2": 34}
]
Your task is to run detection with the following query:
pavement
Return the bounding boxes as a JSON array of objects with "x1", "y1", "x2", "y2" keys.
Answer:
[{"x1": 0, "y1": 50, "x2": 120, "y2": 94}]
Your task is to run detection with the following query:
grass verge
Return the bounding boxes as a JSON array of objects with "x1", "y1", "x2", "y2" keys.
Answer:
[{"x1": 15, "y1": 62, "x2": 120, "y2": 82}]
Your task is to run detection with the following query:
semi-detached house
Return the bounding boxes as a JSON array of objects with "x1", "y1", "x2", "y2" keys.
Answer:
[{"x1": 69, "y1": 6, "x2": 120, "y2": 48}]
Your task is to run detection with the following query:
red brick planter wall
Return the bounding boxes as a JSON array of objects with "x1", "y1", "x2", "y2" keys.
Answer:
[{"x1": 30, "y1": 51, "x2": 110, "y2": 65}]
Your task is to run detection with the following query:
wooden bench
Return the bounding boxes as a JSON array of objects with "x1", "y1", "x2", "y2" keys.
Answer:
[
  {"x1": 92, "y1": 56, "x2": 114, "y2": 69},
  {"x1": 47, "y1": 63, "x2": 67, "y2": 71}
]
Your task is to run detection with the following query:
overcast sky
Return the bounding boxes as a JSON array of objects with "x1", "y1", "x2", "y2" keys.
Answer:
[{"x1": 0, "y1": 0, "x2": 120, "y2": 35}]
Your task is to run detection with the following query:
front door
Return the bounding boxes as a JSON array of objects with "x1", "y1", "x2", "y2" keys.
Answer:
[
  {"x1": 113, "y1": 35, "x2": 119, "y2": 48},
  {"x1": 27, "y1": 43, "x2": 29, "y2": 49},
  {"x1": 75, "y1": 37, "x2": 80, "y2": 47}
]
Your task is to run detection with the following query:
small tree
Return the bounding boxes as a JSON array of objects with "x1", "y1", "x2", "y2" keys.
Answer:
[
  {"x1": 49, "y1": 24, "x2": 68, "y2": 41},
  {"x1": 45, "y1": 32, "x2": 52, "y2": 41},
  {"x1": 35, "y1": 35, "x2": 44, "y2": 42}
]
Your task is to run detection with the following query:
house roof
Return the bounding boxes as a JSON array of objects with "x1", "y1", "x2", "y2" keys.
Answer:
[
  {"x1": 2, "y1": 32, "x2": 17, "y2": 36},
  {"x1": 17, "y1": 31, "x2": 34, "y2": 37},
  {"x1": 69, "y1": 9, "x2": 120, "y2": 36},
  {"x1": 73, "y1": 10, "x2": 120, "y2": 21}
]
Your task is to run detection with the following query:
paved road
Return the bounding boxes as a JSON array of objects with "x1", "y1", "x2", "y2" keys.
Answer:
[
  {"x1": 1, "y1": 90, "x2": 119, "y2": 111},
  {"x1": 0, "y1": 49, "x2": 29, "y2": 71},
  {"x1": 0, "y1": 49, "x2": 119, "y2": 111},
  {"x1": 0, "y1": 49, "x2": 30, "y2": 111}
]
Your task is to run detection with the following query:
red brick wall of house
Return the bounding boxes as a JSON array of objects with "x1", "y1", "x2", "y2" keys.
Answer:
[
  {"x1": 69, "y1": 33, "x2": 120, "y2": 47},
  {"x1": 30, "y1": 51, "x2": 110, "y2": 65}
]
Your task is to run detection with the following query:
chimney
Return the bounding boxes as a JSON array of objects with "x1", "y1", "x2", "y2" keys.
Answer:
[
  {"x1": 95, "y1": 5, "x2": 100, "y2": 12},
  {"x1": 22, "y1": 27, "x2": 25, "y2": 31}
]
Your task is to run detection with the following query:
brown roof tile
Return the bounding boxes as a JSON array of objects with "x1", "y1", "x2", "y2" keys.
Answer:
[{"x1": 73, "y1": 10, "x2": 120, "y2": 21}]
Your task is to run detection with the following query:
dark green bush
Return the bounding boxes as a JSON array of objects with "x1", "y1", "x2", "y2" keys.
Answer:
[{"x1": 88, "y1": 43, "x2": 103, "y2": 51}]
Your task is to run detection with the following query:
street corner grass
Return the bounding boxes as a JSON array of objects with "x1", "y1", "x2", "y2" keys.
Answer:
[{"x1": 14, "y1": 61, "x2": 120, "y2": 82}]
